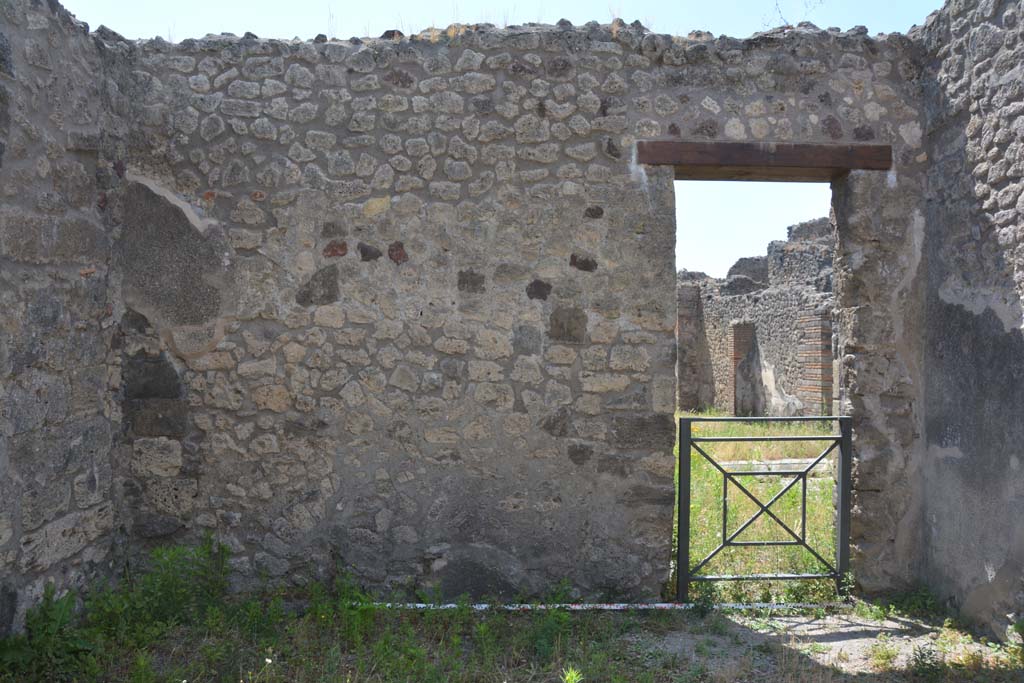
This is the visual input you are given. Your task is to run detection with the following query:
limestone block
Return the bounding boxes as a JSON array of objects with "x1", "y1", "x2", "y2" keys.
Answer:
[
  {"x1": 131, "y1": 437, "x2": 183, "y2": 478},
  {"x1": 19, "y1": 505, "x2": 114, "y2": 572},
  {"x1": 145, "y1": 478, "x2": 199, "y2": 516},
  {"x1": 581, "y1": 372, "x2": 631, "y2": 393},
  {"x1": 609, "y1": 346, "x2": 650, "y2": 372},
  {"x1": 252, "y1": 385, "x2": 291, "y2": 412}
]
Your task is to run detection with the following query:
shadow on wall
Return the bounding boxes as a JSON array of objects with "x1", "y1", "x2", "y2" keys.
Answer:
[
  {"x1": 734, "y1": 327, "x2": 767, "y2": 417},
  {"x1": 676, "y1": 276, "x2": 715, "y2": 410},
  {"x1": 917, "y1": 0, "x2": 1024, "y2": 639}
]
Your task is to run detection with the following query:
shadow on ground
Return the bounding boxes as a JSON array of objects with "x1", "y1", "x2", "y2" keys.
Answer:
[{"x1": 626, "y1": 609, "x2": 1022, "y2": 681}]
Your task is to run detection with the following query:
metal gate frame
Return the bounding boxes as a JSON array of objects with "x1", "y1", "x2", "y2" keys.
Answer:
[{"x1": 676, "y1": 416, "x2": 852, "y2": 602}]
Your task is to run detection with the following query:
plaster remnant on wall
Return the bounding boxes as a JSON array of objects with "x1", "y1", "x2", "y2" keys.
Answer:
[
  {"x1": 927, "y1": 444, "x2": 966, "y2": 461},
  {"x1": 118, "y1": 178, "x2": 238, "y2": 357},
  {"x1": 125, "y1": 172, "x2": 220, "y2": 234},
  {"x1": 937, "y1": 279, "x2": 1024, "y2": 333}
]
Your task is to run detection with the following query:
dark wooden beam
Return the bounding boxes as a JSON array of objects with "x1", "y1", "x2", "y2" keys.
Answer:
[{"x1": 635, "y1": 140, "x2": 892, "y2": 182}]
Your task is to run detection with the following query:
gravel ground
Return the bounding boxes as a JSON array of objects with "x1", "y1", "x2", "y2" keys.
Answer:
[{"x1": 623, "y1": 608, "x2": 1023, "y2": 682}]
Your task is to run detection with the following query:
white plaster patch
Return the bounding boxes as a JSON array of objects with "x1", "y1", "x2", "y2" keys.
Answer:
[
  {"x1": 898, "y1": 121, "x2": 923, "y2": 148},
  {"x1": 864, "y1": 101, "x2": 887, "y2": 122},
  {"x1": 759, "y1": 361, "x2": 802, "y2": 416},
  {"x1": 937, "y1": 277, "x2": 1024, "y2": 333},
  {"x1": 124, "y1": 171, "x2": 220, "y2": 234},
  {"x1": 849, "y1": 247, "x2": 866, "y2": 271},
  {"x1": 628, "y1": 145, "x2": 652, "y2": 209},
  {"x1": 294, "y1": 250, "x2": 316, "y2": 279},
  {"x1": 27, "y1": 13, "x2": 49, "y2": 29},
  {"x1": 890, "y1": 209, "x2": 925, "y2": 344}
]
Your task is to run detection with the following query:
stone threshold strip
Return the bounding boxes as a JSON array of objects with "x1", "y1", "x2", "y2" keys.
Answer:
[
  {"x1": 362, "y1": 601, "x2": 850, "y2": 611},
  {"x1": 724, "y1": 458, "x2": 834, "y2": 479}
]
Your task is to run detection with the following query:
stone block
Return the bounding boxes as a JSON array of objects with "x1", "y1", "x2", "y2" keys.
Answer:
[
  {"x1": 296, "y1": 265, "x2": 340, "y2": 306},
  {"x1": 124, "y1": 399, "x2": 189, "y2": 438},
  {"x1": 19, "y1": 505, "x2": 114, "y2": 572},
  {"x1": 132, "y1": 437, "x2": 183, "y2": 478},
  {"x1": 610, "y1": 414, "x2": 675, "y2": 449},
  {"x1": 548, "y1": 307, "x2": 587, "y2": 343},
  {"x1": 473, "y1": 383, "x2": 515, "y2": 411},
  {"x1": 4, "y1": 370, "x2": 69, "y2": 435},
  {"x1": 133, "y1": 512, "x2": 184, "y2": 539},
  {"x1": 609, "y1": 346, "x2": 650, "y2": 372},
  {"x1": 252, "y1": 385, "x2": 291, "y2": 412},
  {"x1": 145, "y1": 478, "x2": 198, "y2": 516},
  {"x1": 457, "y1": 270, "x2": 485, "y2": 293},
  {"x1": 123, "y1": 351, "x2": 182, "y2": 399},
  {"x1": 474, "y1": 330, "x2": 513, "y2": 360}
]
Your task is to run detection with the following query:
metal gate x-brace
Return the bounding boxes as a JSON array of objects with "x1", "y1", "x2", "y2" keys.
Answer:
[{"x1": 676, "y1": 416, "x2": 852, "y2": 602}]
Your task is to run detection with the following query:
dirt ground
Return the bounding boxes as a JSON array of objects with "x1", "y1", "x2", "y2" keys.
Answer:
[{"x1": 624, "y1": 609, "x2": 1023, "y2": 681}]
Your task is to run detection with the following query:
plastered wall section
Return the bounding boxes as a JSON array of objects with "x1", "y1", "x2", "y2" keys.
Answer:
[{"x1": 916, "y1": 0, "x2": 1024, "y2": 639}]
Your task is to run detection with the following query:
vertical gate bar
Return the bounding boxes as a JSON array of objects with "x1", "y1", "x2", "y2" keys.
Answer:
[
  {"x1": 677, "y1": 418, "x2": 692, "y2": 603},
  {"x1": 801, "y1": 473, "x2": 807, "y2": 541},
  {"x1": 722, "y1": 472, "x2": 728, "y2": 545},
  {"x1": 836, "y1": 417, "x2": 853, "y2": 595}
]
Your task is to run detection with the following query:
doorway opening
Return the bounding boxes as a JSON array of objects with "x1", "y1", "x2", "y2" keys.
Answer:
[
  {"x1": 638, "y1": 139, "x2": 895, "y2": 604},
  {"x1": 672, "y1": 179, "x2": 845, "y2": 603},
  {"x1": 675, "y1": 180, "x2": 837, "y2": 418}
]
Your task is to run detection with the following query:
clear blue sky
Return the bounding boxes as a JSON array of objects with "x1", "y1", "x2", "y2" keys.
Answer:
[{"x1": 63, "y1": 0, "x2": 943, "y2": 277}]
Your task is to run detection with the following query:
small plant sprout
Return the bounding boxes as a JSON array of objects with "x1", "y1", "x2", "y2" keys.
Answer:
[
  {"x1": 868, "y1": 634, "x2": 899, "y2": 671},
  {"x1": 561, "y1": 665, "x2": 584, "y2": 683}
]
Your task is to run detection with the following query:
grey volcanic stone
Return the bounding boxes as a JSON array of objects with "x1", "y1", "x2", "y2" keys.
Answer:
[
  {"x1": 548, "y1": 307, "x2": 587, "y2": 343},
  {"x1": 296, "y1": 265, "x2": 340, "y2": 306},
  {"x1": 123, "y1": 352, "x2": 182, "y2": 399}
]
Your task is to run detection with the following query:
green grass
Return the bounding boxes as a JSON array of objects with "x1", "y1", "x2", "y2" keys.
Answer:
[
  {"x1": 675, "y1": 410, "x2": 839, "y2": 604},
  {"x1": 0, "y1": 537, "x2": 699, "y2": 683},
  {"x1": 1, "y1": 537, "x2": 1022, "y2": 682},
  {"x1": 868, "y1": 633, "x2": 901, "y2": 671}
]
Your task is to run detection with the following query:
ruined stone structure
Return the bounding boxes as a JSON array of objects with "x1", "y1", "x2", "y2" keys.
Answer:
[
  {"x1": 677, "y1": 217, "x2": 837, "y2": 416},
  {"x1": 1, "y1": 0, "x2": 1022, "y2": 640}
]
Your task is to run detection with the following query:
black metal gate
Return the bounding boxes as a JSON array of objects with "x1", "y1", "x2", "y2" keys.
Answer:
[{"x1": 676, "y1": 416, "x2": 852, "y2": 602}]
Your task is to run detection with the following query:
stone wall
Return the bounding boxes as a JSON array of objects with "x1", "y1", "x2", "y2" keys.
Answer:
[
  {"x1": 0, "y1": 0, "x2": 948, "y2": 635},
  {"x1": 106, "y1": 22, "x2": 928, "y2": 605},
  {"x1": 0, "y1": 1, "x2": 121, "y2": 636},
  {"x1": 916, "y1": 0, "x2": 1024, "y2": 639},
  {"x1": 677, "y1": 218, "x2": 835, "y2": 416},
  {"x1": 94, "y1": 15, "x2": 692, "y2": 604}
]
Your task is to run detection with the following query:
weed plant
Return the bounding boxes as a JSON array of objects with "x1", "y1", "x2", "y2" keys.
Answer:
[{"x1": 1, "y1": 537, "x2": 1021, "y2": 682}]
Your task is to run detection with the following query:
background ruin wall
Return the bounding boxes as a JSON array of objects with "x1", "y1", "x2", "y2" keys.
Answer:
[
  {"x1": 0, "y1": 0, "x2": 1020, "y2": 640},
  {"x1": 677, "y1": 217, "x2": 836, "y2": 416}
]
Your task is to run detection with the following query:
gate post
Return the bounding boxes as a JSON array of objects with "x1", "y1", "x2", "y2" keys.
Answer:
[
  {"x1": 677, "y1": 417, "x2": 692, "y2": 602},
  {"x1": 836, "y1": 416, "x2": 853, "y2": 595}
]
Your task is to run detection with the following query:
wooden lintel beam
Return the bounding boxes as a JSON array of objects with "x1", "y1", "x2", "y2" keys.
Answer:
[{"x1": 635, "y1": 140, "x2": 892, "y2": 182}]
